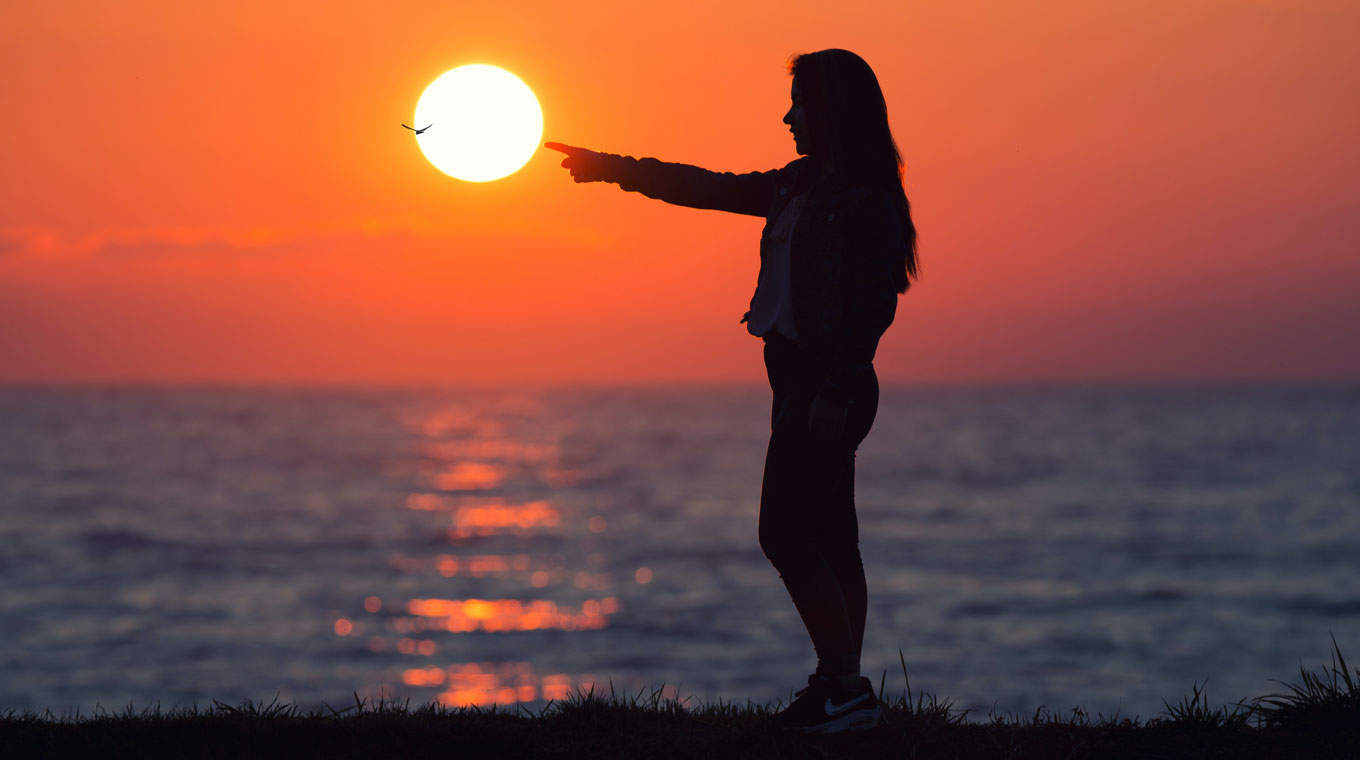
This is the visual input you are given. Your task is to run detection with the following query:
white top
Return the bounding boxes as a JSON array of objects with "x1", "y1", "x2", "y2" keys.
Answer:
[{"x1": 746, "y1": 191, "x2": 808, "y2": 340}]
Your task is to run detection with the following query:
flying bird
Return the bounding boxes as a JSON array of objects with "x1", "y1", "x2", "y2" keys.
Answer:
[{"x1": 403, "y1": 123, "x2": 432, "y2": 135}]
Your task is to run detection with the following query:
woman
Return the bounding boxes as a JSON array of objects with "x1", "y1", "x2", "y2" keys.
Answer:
[{"x1": 546, "y1": 48, "x2": 918, "y2": 733}]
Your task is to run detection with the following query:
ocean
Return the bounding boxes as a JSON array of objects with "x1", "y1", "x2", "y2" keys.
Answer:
[{"x1": 1, "y1": 385, "x2": 1357, "y2": 719}]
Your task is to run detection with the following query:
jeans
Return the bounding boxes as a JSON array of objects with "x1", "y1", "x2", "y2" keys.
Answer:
[{"x1": 757, "y1": 334, "x2": 879, "y2": 679}]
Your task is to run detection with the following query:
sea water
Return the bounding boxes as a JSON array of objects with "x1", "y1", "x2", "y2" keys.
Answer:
[{"x1": 1, "y1": 385, "x2": 1357, "y2": 718}]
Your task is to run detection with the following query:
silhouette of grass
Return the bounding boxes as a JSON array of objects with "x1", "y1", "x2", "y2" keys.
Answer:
[
  {"x1": 3, "y1": 641, "x2": 1357, "y2": 759},
  {"x1": 1253, "y1": 633, "x2": 1359, "y2": 733}
]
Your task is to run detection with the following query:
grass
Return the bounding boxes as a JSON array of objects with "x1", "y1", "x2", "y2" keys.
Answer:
[{"x1": 4, "y1": 640, "x2": 1357, "y2": 759}]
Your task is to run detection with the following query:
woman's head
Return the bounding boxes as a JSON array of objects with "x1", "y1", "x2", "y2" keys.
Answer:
[
  {"x1": 785, "y1": 49, "x2": 918, "y2": 292},
  {"x1": 784, "y1": 49, "x2": 894, "y2": 181}
]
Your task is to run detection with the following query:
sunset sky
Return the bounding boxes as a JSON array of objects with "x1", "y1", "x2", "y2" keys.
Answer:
[{"x1": 2, "y1": 0, "x2": 1357, "y2": 385}]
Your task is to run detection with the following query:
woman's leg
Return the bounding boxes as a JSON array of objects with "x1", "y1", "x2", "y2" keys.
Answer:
[
  {"x1": 823, "y1": 369, "x2": 877, "y2": 666},
  {"x1": 822, "y1": 451, "x2": 867, "y2": 667},
  {"x1": 758, "y1": 342, "x2": 878, "y2": 680},
  {"x1": 759, "y1": 396, "x2": 859, "y2": 679}
]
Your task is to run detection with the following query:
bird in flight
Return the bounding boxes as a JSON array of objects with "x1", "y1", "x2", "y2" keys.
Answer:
[{"x1": 403, "y1": 123, "x2": 432, "y2": 135}]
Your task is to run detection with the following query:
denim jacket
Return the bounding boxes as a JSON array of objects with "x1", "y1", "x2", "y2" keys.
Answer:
[{"x1": 602, "y1": 154, "x2": 905, "y2": 405}]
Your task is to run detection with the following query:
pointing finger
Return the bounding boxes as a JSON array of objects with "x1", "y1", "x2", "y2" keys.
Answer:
[{"x1": 543, "y1": 142, "x2": 578, "y2": 155}]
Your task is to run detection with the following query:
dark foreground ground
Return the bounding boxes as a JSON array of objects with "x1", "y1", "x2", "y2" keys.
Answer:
[
  {"x1": 6, "y1": 644, "x2": 1358, "y2": 759},
  {"x1": 4, "y1": 703, "x2": 1358, "y2": 760}
]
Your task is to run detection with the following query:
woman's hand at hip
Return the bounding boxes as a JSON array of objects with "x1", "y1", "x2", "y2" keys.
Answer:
[{"x1": 808, "y1": 393, "x2": 849, "y2": 439}]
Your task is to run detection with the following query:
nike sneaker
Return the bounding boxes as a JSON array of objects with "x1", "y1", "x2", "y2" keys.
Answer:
[{"x1": 774, "y1": 674, "x2": 884, "y2": 733}]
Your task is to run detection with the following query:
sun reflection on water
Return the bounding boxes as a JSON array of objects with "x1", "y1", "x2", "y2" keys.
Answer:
[
  {"x1": 436, "y1": 553, "x2": 527, "y2": 577},
  {"x1": 405, "y1": 494, "x2": 564, "y2": 538},
  {"x1": 423, "y1": 439, "x2": 556, "y2": 463},
  {"x1": 400, "y1": 662, "x2": 608, "y2": 707},
  {"x1": 432, "y1": 461, "x2": 507, "y2": 491},
  {"x1": 358, "y1": 401, "x2": 630, "y2": 706},
  {"x1": 400, "y1": 596, "x2": 618, "y2": 632},
  {"x1": 450, "y1": 500, "x2": 561, "y2": 534}
]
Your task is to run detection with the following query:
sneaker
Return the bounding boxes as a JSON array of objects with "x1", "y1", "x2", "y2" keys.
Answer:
[{"x1": 774, "y1": 674, "x2": 884, "y2": 733}]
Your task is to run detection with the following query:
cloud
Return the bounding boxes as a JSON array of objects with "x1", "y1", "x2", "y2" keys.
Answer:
[
  {"x1": 0, "y1": 215, "x2": 493, "y2": 260},
  {"x1": 0, "y1": 214, "x2": 606, "y2": 261}
]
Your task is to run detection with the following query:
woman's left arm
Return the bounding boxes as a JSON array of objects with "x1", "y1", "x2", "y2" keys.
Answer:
[{"x1": 817, "y1": 192, "x2": 905, "y2": 406}]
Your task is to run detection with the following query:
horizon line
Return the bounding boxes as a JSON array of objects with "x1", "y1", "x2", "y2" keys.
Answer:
[{"x1": 2, "y1": 378, "x2": 1358, "y2": 392}]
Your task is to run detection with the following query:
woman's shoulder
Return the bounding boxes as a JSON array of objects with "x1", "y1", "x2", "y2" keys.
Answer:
[{"x1": 773, "y1": 156, "x2": 813, "y2": 188}]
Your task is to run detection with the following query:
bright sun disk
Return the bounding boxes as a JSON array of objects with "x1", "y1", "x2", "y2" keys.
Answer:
[{"x1": 413, "y1": 64, "x2": 543, "y2": 182}]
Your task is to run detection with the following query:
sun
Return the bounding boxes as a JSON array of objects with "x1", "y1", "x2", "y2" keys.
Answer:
[{"x1": 413, "y1": 64, "x2": 543, "y2": 182}]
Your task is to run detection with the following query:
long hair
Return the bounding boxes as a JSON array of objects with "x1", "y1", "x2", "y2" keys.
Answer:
[{"x1": 788, "y1": 49, "x2": 918, "y2": 294}]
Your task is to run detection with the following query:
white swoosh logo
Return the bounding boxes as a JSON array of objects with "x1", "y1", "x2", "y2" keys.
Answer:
[{"x1": 823, "y1": 690, "x2": 873, "y2": 715}]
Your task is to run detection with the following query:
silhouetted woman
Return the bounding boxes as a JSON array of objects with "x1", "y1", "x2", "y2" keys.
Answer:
[{"x1": 547, "y1": 48, "x2": 917, "y2": 733}]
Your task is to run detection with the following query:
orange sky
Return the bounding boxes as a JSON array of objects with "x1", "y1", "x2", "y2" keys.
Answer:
[{"x1": 2, "y1": 0, "x2": 1357, "y2": 385}]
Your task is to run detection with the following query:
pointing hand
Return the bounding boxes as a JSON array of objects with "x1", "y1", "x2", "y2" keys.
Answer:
[{"x1": 544, "y1": 142, "x2": 611, "y2": 183}]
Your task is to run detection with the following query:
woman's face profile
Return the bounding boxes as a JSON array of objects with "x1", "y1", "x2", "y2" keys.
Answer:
[{"x1": 783, "y1": 78, "x2": 812, "y2": 156}]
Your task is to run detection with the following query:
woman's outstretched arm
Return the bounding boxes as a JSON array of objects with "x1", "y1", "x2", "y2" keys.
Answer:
[{"x1": 545, "y1": 142, "x2": 789, "y2": 217}]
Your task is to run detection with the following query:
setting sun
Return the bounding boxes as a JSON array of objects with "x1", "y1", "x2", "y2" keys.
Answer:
[{"x1": 412, "y1": 64, "x2": 543, "y2": 182}]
